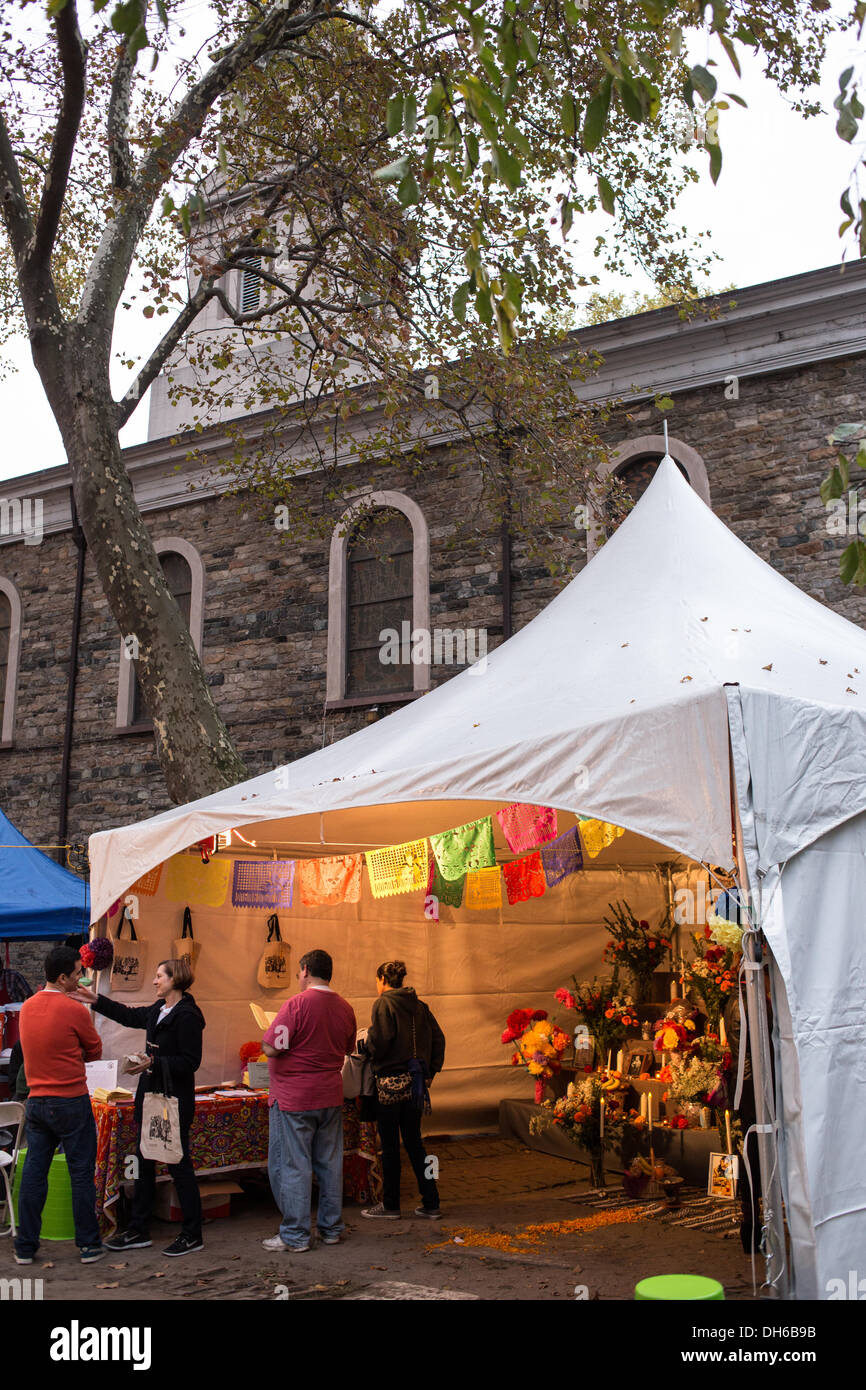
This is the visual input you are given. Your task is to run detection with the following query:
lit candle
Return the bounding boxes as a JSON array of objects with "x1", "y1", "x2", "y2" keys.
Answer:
[
  {"x1": 616, "y1": 1050, "x2": 624, "y2": 1074},
  {"x1": 670, "y1": 978, "x2": 677, "y2": 1001},
  {"x1": 647, "y1": 1091, "x2": 652, "y2": 1131},
  {"x1": 719, "y1": 1017, "x2": 727, "y2": 1047},
  {"x1": 599, "y1": 1097, "x2": 605, "y2": 1142},
  {"x1": 725, "y1": 1110, "x2": 733, "y2": 1153}
]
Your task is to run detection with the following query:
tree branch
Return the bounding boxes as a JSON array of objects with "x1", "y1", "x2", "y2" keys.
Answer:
[
  {"x1": 32, "y1": 0, "x2": 88, "y2": 266},
  {"x1": 0, "y1": 107, "x2": 34, "y2": 266},
  {"x1": 107, "y1": 3, "x2": 141, "y2": 191}
]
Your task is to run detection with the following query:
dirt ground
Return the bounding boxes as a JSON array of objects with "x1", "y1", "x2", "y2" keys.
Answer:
[{"x1": 2, "y1": 1137, "x2": 763, "y2": 1302}]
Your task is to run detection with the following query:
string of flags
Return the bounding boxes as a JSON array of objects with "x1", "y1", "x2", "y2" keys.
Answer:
[{"x1": 125, "y1": 807, "x2": 625, "y2": 916}]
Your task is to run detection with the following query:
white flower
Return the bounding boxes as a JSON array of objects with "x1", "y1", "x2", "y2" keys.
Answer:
[{"x1": 706, "y1": 912, "x2": 744, "y2": 953}]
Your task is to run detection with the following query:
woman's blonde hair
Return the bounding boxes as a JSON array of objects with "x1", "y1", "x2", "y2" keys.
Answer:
[{"x1": 158, "y1": 956, "x2": 194, "y2": 992}]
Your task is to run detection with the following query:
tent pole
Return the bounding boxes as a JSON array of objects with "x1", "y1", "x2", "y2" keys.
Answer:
[{"x1": 729, "y1": 744, "x2": 789, "y2": 1300}]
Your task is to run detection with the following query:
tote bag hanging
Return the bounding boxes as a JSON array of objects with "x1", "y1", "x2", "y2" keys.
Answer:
[
  {"x1": 173, "y1": 907, "x2": 202, "y2": 969},
  {"x1": 110, "y1": 914, "x2": 147, "y2": 993},
  {"x1": 256, "y1": 914, "x2": 291, "y2": 989},
  {"x1": 140, "y1": 1060, "x2": 184, "y2": 1164}
]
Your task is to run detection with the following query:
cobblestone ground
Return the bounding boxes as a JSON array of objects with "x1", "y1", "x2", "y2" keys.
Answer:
[{"x1": 2, "y1": 1137, "x2": 759, "y2": 1302}]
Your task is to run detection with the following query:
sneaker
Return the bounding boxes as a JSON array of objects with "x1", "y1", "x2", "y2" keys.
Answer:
[
  {"x1": 318, "y1": 1231, "x2": 344, "y2": 1245},
  {"x1": 105, "y1": 1229, "x2": 152, "y2": 1251},
  {"x1": 13, "y1": 1251, "x2": 34, "y2": 1265},
  {"x1": 80, "y1": 1246, "x2": 107, "y2": 1264},
  {"x1": 361, "y1": 1203, "x2": 401, "y2": 1220},
  {"x1": 162, "y1": 1235, "x2": 204, "y2": 1258},
  {"x1": 414, "y1": 1206, "x2": 442, "y2": 1220},
  {"x1": 261, "y1": 1234, "x2": 310, "y2": 1252}
]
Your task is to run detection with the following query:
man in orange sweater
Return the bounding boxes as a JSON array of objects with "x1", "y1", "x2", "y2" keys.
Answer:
[{"x1": 14, "y1": 946, "x2": 106, "y2": 1265}]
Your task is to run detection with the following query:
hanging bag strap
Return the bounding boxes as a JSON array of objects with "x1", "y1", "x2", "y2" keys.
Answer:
[
  {"x1": 266, "y1": 913, "x2": 281, "y2": 942},
  {"x1": 116, "y1": 915, "x2": 138, "y2": 942},
  {"x1": 182, "y1": 906, "x2": 194, "y2": 940}
]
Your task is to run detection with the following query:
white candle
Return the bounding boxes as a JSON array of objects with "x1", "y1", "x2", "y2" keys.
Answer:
[
  {"x1": 725, "y1": 1109, "x2": 733, "y2": 1154},
  {"x1": 640, "y1": 1092, "x2": 648, "y2": 1120},
  {"x1": 607, "y1": 1051, "x2": 613, "y2": 1071},
  {"x1": 647, "y1": 1092, "x2": 652, "y2": 1131},
  {"x1": 616, "y1": 1050, "x2": 624, "y2": 1074},
  {"x1": 670, "y1": 978, "x2": 677, "y2": 1001},
  {"x1": 719, "y1": 1017, "x2": 727, "y2": 1047},
  {"x1": 599, "y1": 1097, "x2": 605, "y2": 1141}
]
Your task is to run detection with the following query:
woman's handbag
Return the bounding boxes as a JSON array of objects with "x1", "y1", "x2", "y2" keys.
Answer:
[
  {"x1": 140, "y1": 1060, "x2": 184, "y2": 1165},
  {"x1": 374, "y1": 1070, "x2": 413, "y2": 1105},
  {"x1": 173, "y1": 907, "x2": 202, "y2": 969},
  {"x1": 109, "y1": 914, "x2": 147, "y2": 993},
  {"x1": 256, "y1": 914, "x2": 290, "y2": 989}
]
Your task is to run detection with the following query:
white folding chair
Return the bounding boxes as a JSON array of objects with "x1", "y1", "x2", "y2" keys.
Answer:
[{"x1": 0, "y1": 1100, "x2": 25, "y2": 1238}]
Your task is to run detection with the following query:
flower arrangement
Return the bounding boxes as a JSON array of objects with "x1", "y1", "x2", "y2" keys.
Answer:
[
  {"x1": 79, "y1": 938, "x2": 114, "y2": 972},
  {"x1": 706, "y1": 911, "x2": 744, "y2": 954},
  {"x1": 653, "y1": 1002, "x2": 698, "y2": 1055},
  {"x1": 681, "y1": 926, "x2": 741, "y2": 1028},
  {"x1": 502, "y1": 1008, "x2": 570, "y2": 1103},
  {"x1": 239, "y1": 1040, "x2": 266, "y2": 1066},
  {"x1": 602, "y1": 901, "x2": 672, "y2": 1001},
  {"x1": 530, "y1": 1074, "x2": 646, "y2": 1186},
  {"x1": 554, "y1": 978, "x2": 638, "y2": 1062},
  {"x1": 664, "y1": 1055, "x2": 724, "y2": 1106}
]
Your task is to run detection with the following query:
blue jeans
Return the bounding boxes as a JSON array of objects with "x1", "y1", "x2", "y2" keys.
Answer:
[
  {"x1": 14, "y1": 1095, "x2": 101, "y2": 1257},
  {"x1": 268, "y1": 1104, "x2": 343, "y2": 1249}
]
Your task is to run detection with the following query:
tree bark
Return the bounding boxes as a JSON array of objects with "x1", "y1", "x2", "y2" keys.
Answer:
[{"x1": 34, "y1": 321, "x2": 249, "y2": 804}]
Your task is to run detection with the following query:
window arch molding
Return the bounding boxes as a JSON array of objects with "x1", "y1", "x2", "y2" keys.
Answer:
[
  {"x1": 586, "y1": 435, "x2": 711, "y2": 559},
  {"x1": 116, "y1": 537, "x2": 206, "y2": 729},
  {"x1": 326, "y1": 491, "x2": 430, "y2": 704},
  {"x1": 0, "y1": 576, "x2": 22, "y2": 747}
]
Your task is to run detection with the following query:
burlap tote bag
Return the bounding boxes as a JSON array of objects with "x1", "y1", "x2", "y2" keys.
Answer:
[
  {"x1": 256, "y1": 914, "x2": 291, "y2": 989},
  {"x1": 140, "y1": 1060, "x2": 184, "y2": 1165},
  {"x1": 109, "y1": 915, "x2": 147, "y2": 993},
  {"x1": 173, "y1": 907, "x2": 202, "y2": 969}
]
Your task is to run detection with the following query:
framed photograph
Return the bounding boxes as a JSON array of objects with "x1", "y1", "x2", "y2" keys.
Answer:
[
  {"x1": 624, "y1": 1044, "x2": 653, "y2": 1078},
  {"x1": 707, "y1": 1152, "x2": 739, "y2": 1200}
]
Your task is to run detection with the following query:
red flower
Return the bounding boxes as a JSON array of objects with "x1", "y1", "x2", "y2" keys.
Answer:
[
  {"x1": 639, "y1": 920, "x2": 649, "y2": 929},
  {"x1": 555, "y1": 988, "x2": 577, "y2": 1010},
  {"x1": 531, "y1": 1009, "x2": 549, "y2": 1022}
]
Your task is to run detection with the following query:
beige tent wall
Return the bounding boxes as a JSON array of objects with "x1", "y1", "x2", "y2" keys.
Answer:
[{"x1": 93, "y1": 806, "x2": 714, "y2": 1134}]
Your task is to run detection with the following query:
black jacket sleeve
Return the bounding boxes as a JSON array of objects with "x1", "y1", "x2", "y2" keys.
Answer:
[
  {"x1": 426, "y1": 1005, "x2": 446, "y2": 1078},
  {"x1": 152, "y1": 1009, "x2": 203, "y2": 1083},
  {"x1": 365, "y1": 995, "x2": 397, "y2": 1065},
  {"x1": 93, "y1": 995, "x2": 153, "y2": 1031}
]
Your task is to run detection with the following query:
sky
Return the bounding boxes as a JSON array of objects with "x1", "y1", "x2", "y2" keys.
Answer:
[{"x1": 0, "y1": 8, "x2": 863, "y2": 484}]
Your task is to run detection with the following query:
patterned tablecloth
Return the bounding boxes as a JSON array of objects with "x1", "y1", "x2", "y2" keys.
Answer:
[{"x1": 93, "y1": 1093, "x2": 381, "y2": 1233}]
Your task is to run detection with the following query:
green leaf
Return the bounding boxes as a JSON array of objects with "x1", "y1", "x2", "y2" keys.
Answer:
[
  {"x1": 452, "y1": 279, "x2": 473, "y2": 323},
  {"x1": 837, "y1": 102, "x2": 859, "y2": 142},
  {"x1": 690, "y1": 65, "x2": 718, "y2": 102},
  {"x1": 841, "y1": 66, "x2": 855, "y2": 90},
  {"x1": 561, "y1": 196, "x2": 573, "y2": 238},
  {"x1": 708, "y1": 139, "x2": 722, "y2": 184},
  {"x1": 617, "y1": 75, "x2": 644, "y2": 123},
  {"x1": 404, "y1": 93, "x2": 417, "y2": 137},
  {"x1": 839, "y1": 539, "x2": 866, "y2": 586},
  {"x1": 476, "y1": 288, "x2": 494, "y2": 325},
  {"x1": 838, "y1": 453, "x2": 851, "y2": 489},
  {"x1": 386, "y1": 96, "x2": 404, "y2": 137},
  {"x1": 47, "y1": 0, "x2": 69, "y2": 14},
  {"x1": 373, "y1": 154, "x2": 411, "y2": 182},
  {"x1": 180, "y1": 204, "x2": 191, "y2": 239},
  {"x1": 719, "y1": 33, "x2": 741, "y2": 77},
  {"x1": 583, "y1": 77, "x2": 612, "y2": 152},
  {"x1": 397, "y1": 170, "x2": 420, "y2": 207},
  {"x1": 597, "y1": 175, "x2": 615, "y2": 214},
  {"x1": 161, "y1": 193, "x2": 174, "y2": 215},
  {"x1": 493, "y1": 143, "x2": 521, "y2": 191},
  {"x1": 725, "y1": 91, "x2": 747, "y2": 107},
  {"x1": 464, "y1": 130, "x2": 479, "y2": 170},
  {"x1": 561, "y1": 92, "x2": 577, "y2": 138},
  {"x1": 655, "y1": 394, "x2": 675, "y2": 411},
  {"x1": 820, "y1": 465, "x2": 845, "y2": 503}
]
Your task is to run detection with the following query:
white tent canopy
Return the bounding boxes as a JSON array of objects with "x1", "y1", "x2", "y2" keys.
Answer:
[{"x1": 90, "y1": 458, "x2": 866, "y2": 1300}]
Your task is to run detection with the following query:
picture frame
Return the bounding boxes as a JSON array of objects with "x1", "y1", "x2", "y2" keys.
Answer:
[
  {"x1": 624, "y1": 1043, "x2": 653, "y2": 1078},
  {"x1": 707, "y1": 1151, "x2": 739, "y2": 1200}
]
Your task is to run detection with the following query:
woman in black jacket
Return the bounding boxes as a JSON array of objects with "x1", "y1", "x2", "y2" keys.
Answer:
[
  {"x1": 361, "y1": 960, "x2": 445, "y2": 1222},
  {"x1": 74, "y1": 957, "x2": 205, "y2": 1258}
]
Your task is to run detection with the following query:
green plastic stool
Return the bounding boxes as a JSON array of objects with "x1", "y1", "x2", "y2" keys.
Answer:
[
  {"x1": 12, "y1": 1149, "x2": 77, "y2": 1241},
  {"x1": 635, "y1": 1274, "x2": 725, "y2": 1301}
]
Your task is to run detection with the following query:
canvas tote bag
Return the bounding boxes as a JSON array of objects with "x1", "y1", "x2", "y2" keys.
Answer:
[
  {"x1": 256, "y1": 914, "x2": 290, "y2": 989},
  {"x1": 110, "y1": 914, "x2": 147, "y2": 993},
  {"x1": 140, "y1": 1060, "x2": 184, "y2": 1165},
  {"x1": 173, "y1": 907, "x2": 202, "y2": 969}
]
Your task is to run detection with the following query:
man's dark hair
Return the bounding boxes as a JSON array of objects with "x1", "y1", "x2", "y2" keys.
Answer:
[
  {"x1": 44, "y1": 946, "x2": 80, "y2": 982},
  {"x1": 299, "y1": 949, "x2": 333, "y2": 982}
]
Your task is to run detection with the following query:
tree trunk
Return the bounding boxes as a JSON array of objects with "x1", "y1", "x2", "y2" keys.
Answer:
[{"x1": 35, "y1": 322, "x2": 249, "y2": 804}]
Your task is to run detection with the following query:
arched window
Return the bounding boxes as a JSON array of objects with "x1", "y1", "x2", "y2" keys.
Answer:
[
  {"x1": 0, "y1": 578, "x2": 21, "y2": 747},
  {"x1": 326, "y1": 492, "x2": 430, "y2": 706},
  {"x1": 117, "y1": 538, "x2": 205, "y2": 731},
  {"x1": 586, "y1": 435, "x2": 711, "y2": 558}
]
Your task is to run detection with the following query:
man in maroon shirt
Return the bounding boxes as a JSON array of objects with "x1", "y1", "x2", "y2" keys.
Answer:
[{"x1": 260, "y1": 949, "x2": 356, "y2": 1252}]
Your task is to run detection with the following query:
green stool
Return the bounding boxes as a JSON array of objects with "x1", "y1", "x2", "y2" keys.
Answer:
[
  {"x1": 12, "y1": 1149, "x2": 77, "y2": 1241},
  {"x1": 635, "y1": 1274, "x2": 725, "y2": 1301}
]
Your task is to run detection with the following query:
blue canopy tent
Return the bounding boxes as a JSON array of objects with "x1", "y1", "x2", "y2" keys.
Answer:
[{"x1": 0, "y1": 809, "x2": 90, "y2": 940}]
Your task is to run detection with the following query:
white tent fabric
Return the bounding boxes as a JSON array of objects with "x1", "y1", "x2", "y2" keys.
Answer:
[{"x1": 89, "y1": 457, "x2": 866, "y2": 1298}]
